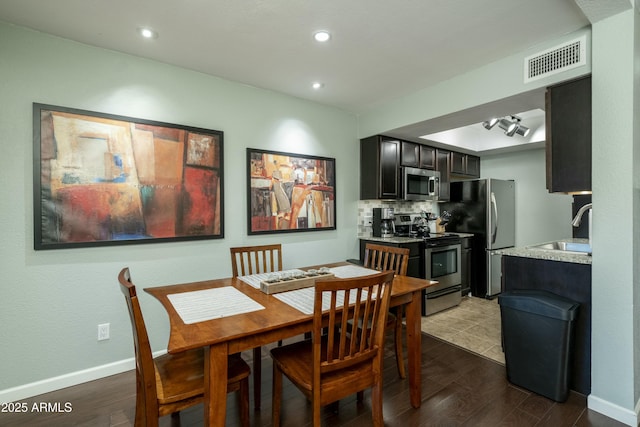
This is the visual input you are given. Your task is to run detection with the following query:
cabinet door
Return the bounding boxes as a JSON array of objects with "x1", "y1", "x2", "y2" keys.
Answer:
[
  {"x1": 450, "y1": 152, "x2": 466, "y2": 175},
  {"x1": 436, "y1": 149, "x2": 450, "y2": 201},
  {"x1": 466, "y1": 155, "x2": 480, "y2": 177},
  {"x1": 401, "y1": 141, "x2": 420, "y2": 167},
  {"x1": 419, "y1": 145, "x2": 436, "y2": 169},
  {"x1": 379, "y1": 139, "x2": 401, "y2": 198},
  {"x1": 461, "y1": 245, "x2": 472, "y2": 295},
  {"x1": 360, "y1": 136, "x2": 400, "y2": 200},
  {"x1": 546, "y1": 75, "x2": 592, "y2": 193}
]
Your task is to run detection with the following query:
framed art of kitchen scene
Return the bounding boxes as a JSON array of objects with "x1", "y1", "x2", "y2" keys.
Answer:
[
  {"x1": 247, "y1": 148, "x2": 336, "y2": 235},
  {"x1": 33, "y1": 103, "x2": 224, "y2": 250}
]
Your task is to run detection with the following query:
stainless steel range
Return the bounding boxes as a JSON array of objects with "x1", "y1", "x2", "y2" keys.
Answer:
[{"x1": 423, "y1": 233, "x2": 462, "y2": 316}]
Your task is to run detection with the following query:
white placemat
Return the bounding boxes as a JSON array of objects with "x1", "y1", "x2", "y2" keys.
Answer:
[
  {"x1": 168, "y1": 287, "x2": 265, "y2": 324},
  {"x1": 329, "y1": 265, "x2": 379, "y2": 278},
  {"x1": 274, "y1": 287, "x2": 370, "y2": 315}
]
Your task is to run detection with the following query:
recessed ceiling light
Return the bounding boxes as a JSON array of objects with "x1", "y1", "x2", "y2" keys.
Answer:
[
  {"x1": 313, "y1": 31, "x2": 331, "y2": 42},
  {"x1": 138, "y1": 27, "x2": 158, "y2": 39},
  {"x1": 312, "y1": 82, "x2": 324, "y2": 90}
]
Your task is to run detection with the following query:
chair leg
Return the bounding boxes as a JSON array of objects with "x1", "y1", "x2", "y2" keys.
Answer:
[
  {"x1": 371, "y1": 383, "x2": 384, "y2": 427},
  {"x1": 253, "y1": 346, "x2": 261, "y2": 410},
  {"x1": 238, "y1": 377, "x2": 250, "y2": 427},
  {"x1": 272, "y1": 364, "x2": 283, "y2": 427},
  {"x1": 312, "y1": 396, "x2": 322, "y2": 427},
  {"x1": 170, "y1": 412, "x2": 180, "y2": 427},
  {"x1": 394, "y1": 307, "x2": 406, "y2": 379}
]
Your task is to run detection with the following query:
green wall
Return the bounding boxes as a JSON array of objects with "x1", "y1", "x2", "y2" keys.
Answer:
[{"x1": 0, "y1": 22, "x2": 358, "y2": 398}]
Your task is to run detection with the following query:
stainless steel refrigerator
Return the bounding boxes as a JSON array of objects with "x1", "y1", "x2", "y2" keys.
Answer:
[{"x1": 441, "y1": 178, "x2": 515, "y2": 298}]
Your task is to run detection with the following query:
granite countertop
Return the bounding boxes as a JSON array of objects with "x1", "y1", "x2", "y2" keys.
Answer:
[
  {"x1": 362, "y1": 232, "x2": 474, "y2": 244},
  {"x1": 497, "y1": 238, "x2": 592, "y2": 265}
]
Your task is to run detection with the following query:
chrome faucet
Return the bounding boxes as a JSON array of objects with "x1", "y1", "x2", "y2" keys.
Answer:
[
  {"x1": 572, "y1": 203, "x2": 592, "y2": 247},
  {"x1": 571, "y1": 203, "x2": 592, "y2": 226}
]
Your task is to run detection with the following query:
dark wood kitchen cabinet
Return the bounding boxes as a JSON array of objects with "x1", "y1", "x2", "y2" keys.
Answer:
[
  {"x1": 546, "y1": 75, "x2": 592, "y2": 193},
  {"x1": 451, "y1": 152, "x2": 480, "y2": 178},
  {"x1": 436, "y1": 149, "x2": 451, "y2": 201},
  {"x1": 460, "y1": 236, "x2": 473, "y2": 295},
  {"x1": 420, "y1": 145, "x2": 436, "y2": 169},
  {"x1": 502, "y1": 255, "x2": 591, "y2": 395},
  {"x1": 359, "y1": 239, "x2": 423, "y2": 278},
  {"x1": 361, "y1": 135, "x2": 478, "y2": 201},
  {"x1": 360, "y1": 136, "x2": 401, "y2": 199},
  {"x1": 401, "y1": 141, "x2": 436, "y2": 169}
]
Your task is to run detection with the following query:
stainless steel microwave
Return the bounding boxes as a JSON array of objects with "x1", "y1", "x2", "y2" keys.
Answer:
[{"x1": 403, "y1": 167, "x2": 440, "y2": 201}]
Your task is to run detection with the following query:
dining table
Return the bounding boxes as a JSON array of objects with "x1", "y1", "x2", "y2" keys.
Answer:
[{"x1": 144, "y1": 262, "x2": 437, "y2": 426}]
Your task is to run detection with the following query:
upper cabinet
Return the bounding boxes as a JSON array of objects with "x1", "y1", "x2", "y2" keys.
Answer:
[
  {"x1": 450, "y1": 152, "x2": 480, "y2": 178},
  {"x1": 436, "y1": 149, "x2": 451, "y2": 201},
  {"x1": 361, "y1": 135, "x2": 480, "y2": 201},
  {"x1": 545, "y1": 75, "x2": 592, "y2": 193},
  {"x1": 360, "y1": 135, "x2": 401, "y2": 199},
  {"x1": 401, "y1": 141, "x2": 436, "y2": 169}
]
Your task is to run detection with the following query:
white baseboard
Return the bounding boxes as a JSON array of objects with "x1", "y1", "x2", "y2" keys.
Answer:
[
  {"x1": 588, "y1": 394, "x2": 640, "y2": 426},
  {"x1": 0, "y1": 350, "x2": 165, "y2": 404}
]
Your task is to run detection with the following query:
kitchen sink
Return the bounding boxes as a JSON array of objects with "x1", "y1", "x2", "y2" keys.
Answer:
[{"x1": 529, "y1": 241, "x2": 592, "y2": 255}]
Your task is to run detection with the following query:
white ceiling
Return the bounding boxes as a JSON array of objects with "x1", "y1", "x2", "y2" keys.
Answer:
[{"x1": 0, "y1": 0, "x2": 591, "y2": 153}]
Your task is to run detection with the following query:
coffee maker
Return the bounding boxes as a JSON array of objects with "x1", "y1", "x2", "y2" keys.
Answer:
[{"x1": 372, "y1": 207, "x2": 395, "y2": 238}]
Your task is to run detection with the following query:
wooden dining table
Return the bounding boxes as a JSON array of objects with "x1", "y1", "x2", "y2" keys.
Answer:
[{"x1": 145, "y1": 262, "x2": 437, "y2": 426}]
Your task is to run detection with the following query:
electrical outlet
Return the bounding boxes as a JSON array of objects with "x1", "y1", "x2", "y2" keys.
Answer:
[
  {"x1": 98, "y1": 323, "x2": 110, "y2": 341},
  {"x1": 363, "y1": 215, "x2": 373, "y2": 226}
]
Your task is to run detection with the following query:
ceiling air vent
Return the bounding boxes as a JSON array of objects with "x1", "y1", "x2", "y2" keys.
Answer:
[{"x1": 524, "y1": 35, "x2": 587, "y2": 83}]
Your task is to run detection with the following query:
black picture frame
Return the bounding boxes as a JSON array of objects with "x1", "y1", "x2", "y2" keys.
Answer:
[
  {"x1": 33, "y1": 103, "x2": 224, "y2": 250},
  {"x1": 246, "y1": 148, "x2": 336, "y2": 235}
]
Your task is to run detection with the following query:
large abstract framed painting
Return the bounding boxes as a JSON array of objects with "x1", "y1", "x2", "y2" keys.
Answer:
[
  {"x1": 247, "y1": 148, "x2": 336, "y2": 235},
  {"x1": 33, "y1": 103, "x2": 224, "y2": 250}
]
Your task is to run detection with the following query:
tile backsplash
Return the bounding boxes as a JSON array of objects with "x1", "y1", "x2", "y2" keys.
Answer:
[{"x1": 357, "y1": 200, "x2": 438, "y2": 238}]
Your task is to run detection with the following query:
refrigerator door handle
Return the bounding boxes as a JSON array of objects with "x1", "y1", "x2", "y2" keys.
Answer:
[{"x1": 490, "y1": 191, "x2": 498, "y2": 244}]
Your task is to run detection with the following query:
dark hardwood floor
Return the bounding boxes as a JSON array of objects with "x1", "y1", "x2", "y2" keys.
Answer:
[{"x1": 1, "y1": 333, "x2": 625, "y2": 427}]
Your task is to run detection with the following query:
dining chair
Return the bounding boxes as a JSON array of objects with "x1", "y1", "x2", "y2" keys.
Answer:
[
  {"x1": 270, "y1": 270, "x2": 395, "y2": 427},
  {"x1": 230, "y1": 244, "x2": 283, "y2": 410},
  {"x1": 118, "y1": 267, "x2": 250, "y2": 427},
  {"x1": 362, "y1": 243, "x2": 410, "y2": 379}
]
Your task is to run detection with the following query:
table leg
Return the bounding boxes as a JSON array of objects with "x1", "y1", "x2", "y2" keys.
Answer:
[
  {"x1": 405, "y1": 290, "x2": 422, "y2": 408},
  {"x1": 204, "y1": 343, "x2": 228, "y2": 426}
]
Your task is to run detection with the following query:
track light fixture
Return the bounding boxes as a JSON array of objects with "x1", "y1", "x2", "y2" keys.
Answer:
[
  {"x1": 482, "y1": 118, "x2": 499, "y2": 130},
  {"x1": 483, "y1": 115, "x2": 530, "y2": 138}
]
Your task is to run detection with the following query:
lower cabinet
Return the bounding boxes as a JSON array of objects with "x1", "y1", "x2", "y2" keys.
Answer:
[
  {"x1": 460, "y1": 237, "x2": 472, "y2": 296},
  {"x1": 502, "y1": 255, "x2": 591, "y2": 395},
  {"x1": 359, "y1": 239, "x2": 423, "y2": 278}
]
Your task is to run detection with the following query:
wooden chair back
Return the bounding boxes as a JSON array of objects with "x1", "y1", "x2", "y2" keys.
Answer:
[
  {"x1": 313, "y1": 270, "x2": 394, "y2": 393},
  {"x1": 230, "y1": 244, "x2": 283, "y2": 277},
  {"x1": 118, "y1": 267, "x2": 161, "y2": 424},
  {"x1": 119, "y1": 268, "x2": 250, "y2": 426},
  {"x1": 363, "y1": 243, "x2": 409, "y2": 276}
]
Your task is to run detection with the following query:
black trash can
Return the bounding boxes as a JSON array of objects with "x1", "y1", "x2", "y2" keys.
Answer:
[{"x1": 498, "y1": 290, "x2": 579, "y2": 402}]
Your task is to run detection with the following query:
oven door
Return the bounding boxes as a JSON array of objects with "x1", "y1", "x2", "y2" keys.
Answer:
[{"x1": 425, "y1": 243, "x2": 461, "y2": 287}]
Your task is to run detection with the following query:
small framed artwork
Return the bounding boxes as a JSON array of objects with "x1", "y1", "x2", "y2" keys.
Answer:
[
  {"x1": 33, "y1": 103, "x2": 224, "y2": 250},
  {"x1": 247, "y1": 148, "x2": 336, "y2": 235}
]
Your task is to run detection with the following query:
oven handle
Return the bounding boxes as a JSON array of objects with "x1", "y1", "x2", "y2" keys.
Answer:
[{"x1": 426, "y1": 285, "x2": 462, "y2": 299}]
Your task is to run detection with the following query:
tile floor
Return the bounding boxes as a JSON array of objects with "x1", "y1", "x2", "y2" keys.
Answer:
[{"x1": 420, "y1": 295, "x2": 505, "y2": 364}]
